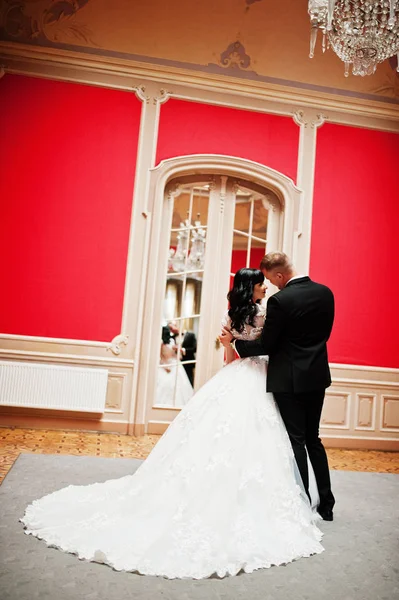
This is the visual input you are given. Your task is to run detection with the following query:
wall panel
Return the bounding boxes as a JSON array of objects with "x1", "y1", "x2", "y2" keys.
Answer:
[{"x1": 0, "y1": 74, "x2": 141, "y2": 341}]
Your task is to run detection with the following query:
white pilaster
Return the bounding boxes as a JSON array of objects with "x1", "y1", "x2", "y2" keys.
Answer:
[
  {"x1": 292, "y1": 109, "x2": 327, "y2": 274},
  {"x1": 121, "y1": 84, "x2": 172, "y2": 433}
]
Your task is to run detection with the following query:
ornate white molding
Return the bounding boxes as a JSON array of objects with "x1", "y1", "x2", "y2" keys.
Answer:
[
  {"x1": 207, "y1": 176, "x2": 217, "y2": 191},
  {"x1": 310, "y1": 113, "x2": 328, "y2": 128},
  {"x1": 1, "y1": 43, "x2": 399, "y2": 126},
  {"x1": 0, "y1": 348, "x2": 133, "y2": 368},
  {"x1": 332, "y1": 378, "x2": 399, "y2": 388},
  {"x1": 231, "y1": 181, "x2": 241, "y2": 194},
  {"x1": 292, "y1": 110, "x2": 308, "y2": 127},
  {"x1": 330, "y1": 362, "x2": 399, "y2": 375},
  {"x1": 219, "y1": 175, "x2": 227, "y2": 214},
  {"x1": 263, "y1": 190, "x2": 279, "y2": 213},
  {"x1": 106, "y1": 372, "x2": 128, "y2": 412},
  {"x1": 292, "y1": 106, "x2": 325, "y2": 273},
  {"x1": 151, "y1": 154, "x2": 302, "y2": 210},
  {"x1": 218, "y1": 40, "x2": 251, "y2": 70},
  {"x1": 133, "y1": 85, "x2": 173, "y2": 106},
  {"x1": 292, "y1": 110, "x2": 328, "y2": 129},
  {"x1": 106, "y1": 334, "x2": 129, "y2": 356},
  {"x1": 380, "y1": 394, "x2": 399, "y2": 433},
  {"x1": 0, "y1": 333, "x2": 108, "y2": 347},
  {"x1": 149, "y1": 153, "x2": 301, "y2": 263},
  {"x1": 133, "y1": 85, "x2": 150, "y2": 104},
  {"x1": 166, "y1": 181, "x2": 182, "y2": 199},
  {"x1": 153, "y1": 88, "x2": 172, "y2": 105},
  {"x1": 318, "y1": 363, "x2": 399, "y2": 446},
  {"x1": 355, "y1": 393, "x2": 377, "y2": 431},
  {"x1": 322, "y1": 391, "x2": 351, "y2": 429}
]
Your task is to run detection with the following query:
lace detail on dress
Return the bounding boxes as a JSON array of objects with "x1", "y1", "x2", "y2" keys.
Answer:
[{"x1": 222, "y1": 303, "x2": 266, "y2": 342}]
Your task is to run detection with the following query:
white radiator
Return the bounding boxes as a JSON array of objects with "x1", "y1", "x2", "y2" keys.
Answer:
[{"x1": 0, "y1": 360, "x2": 108, "y2": 413}]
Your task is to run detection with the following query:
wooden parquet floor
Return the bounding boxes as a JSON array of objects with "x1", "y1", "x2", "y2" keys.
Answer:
[{"x1": 0, "y1": 427, "x2": 398, "y2": 485}]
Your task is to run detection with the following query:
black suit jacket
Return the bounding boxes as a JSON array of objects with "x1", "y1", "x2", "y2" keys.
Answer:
[
  {"x1": 182, "y1": 331, "x2": 197, "y2": 362},
  {"x1": 235, "y1": 277, "x2": 334, "y2": 393}
]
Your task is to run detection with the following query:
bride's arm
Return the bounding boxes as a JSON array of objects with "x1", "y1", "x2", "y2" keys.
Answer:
[
  {"x1": 220, "y1": 312, "x2": 236, "y2": 364},
  {"x1": 224, "y1": 342, "x2": 236, "y2": 364}
]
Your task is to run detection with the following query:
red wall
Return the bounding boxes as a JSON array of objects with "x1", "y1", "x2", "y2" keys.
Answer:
[
  {"x1": 2, "y1": 77, "x2": 397, "y2": 369},
  {"x1": 0, "y1": 75, "x2": 141, "y2": 341},
  {"x1": 157, "y1": 99, "x2": 299, "y2": 182},
  {"x1": 310, "y1": 123, "x2": 399, "y2": 368}
]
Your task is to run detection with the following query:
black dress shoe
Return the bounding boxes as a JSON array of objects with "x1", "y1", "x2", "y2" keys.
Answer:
[{"x1": 318, "y1": 508, "x2": 333, "y2": 521}]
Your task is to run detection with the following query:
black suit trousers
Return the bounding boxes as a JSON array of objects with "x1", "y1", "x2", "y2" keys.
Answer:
[
  {"x1": 274, "y1": 390, "x2": 335, "y2": 511},
  {"x1": 182, "y1": 363, "x2": 194, "y2": 386}
]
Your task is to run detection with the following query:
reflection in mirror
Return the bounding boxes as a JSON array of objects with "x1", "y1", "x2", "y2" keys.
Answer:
[
  {"x1": 156, "y1": 327, "x2": 194, "y2": 408},
  {"x1": 155, "y1": 183, "x2": 209, "y2": 408},
  {"x1": 230, "y1": 188, "x2": 269, "y2": 288}
]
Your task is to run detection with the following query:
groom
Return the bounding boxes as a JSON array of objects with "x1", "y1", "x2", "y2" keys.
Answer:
[{"x1": 220, "y1": 252, "x2": 335, "y2": 521}]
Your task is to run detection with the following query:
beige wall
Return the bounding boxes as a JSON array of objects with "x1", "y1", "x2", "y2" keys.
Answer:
[{"x1": 1, "y1": 0, "x2": 398, "y2": 102}]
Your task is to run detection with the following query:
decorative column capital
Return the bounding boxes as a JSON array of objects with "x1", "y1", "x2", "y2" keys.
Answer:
[
  {"x1": 153, "y1": 88, "x2": 172, "y2": 105},
  {"x1": 311, "y1": 113, "x2": 328, "y2": 128},
  {"x1": 133, "y1": 85, "x2": 173, "y2": 105},
  {"x1": 292, "y1": 110, "x2": 328, "y2": 129},
  {"x1": 292, "y1": 110, "x2": 309, "y2": 127},
  {"x1": 133, "y1": 85, "x2": 150, "y2": 104}
]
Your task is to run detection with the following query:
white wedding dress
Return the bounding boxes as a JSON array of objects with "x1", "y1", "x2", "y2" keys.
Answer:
[{"x1": 21, "y1": 305, "x2": 324, "y2": 579}]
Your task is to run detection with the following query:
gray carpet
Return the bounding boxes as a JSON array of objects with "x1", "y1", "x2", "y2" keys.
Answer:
[{"x1": 0, "y1": 454, "x2": 398, "y2": 600}]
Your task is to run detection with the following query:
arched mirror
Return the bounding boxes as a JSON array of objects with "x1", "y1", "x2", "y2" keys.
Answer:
[{"x1": 155, "y1": 183, "x2": 210, "y2": 408}]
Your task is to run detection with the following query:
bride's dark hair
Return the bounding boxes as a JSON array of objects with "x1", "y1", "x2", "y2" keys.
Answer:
[
  {"x1": 227, "y1": 268, "x2": 264, "y2": 333},
  {"x1": 161, "y1": 326, "x2": 171, "y2": 345}
]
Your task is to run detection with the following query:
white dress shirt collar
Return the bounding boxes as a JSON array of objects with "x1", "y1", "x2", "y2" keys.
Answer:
[{"x1": 285, "y1": 275, "x2": 306, "y2": 287}]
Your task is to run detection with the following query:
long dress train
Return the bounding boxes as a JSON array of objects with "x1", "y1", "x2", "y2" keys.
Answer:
[{"x1": 21, "y1": 306, "x2": 324, "y2": 579}]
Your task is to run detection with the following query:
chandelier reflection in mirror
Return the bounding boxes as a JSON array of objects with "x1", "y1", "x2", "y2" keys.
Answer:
[
  {"x1": 168, "y1": 217, "x2": 206, "y2": 273},
  {"x1": 308, "y1": 0, "x2": 399, "y2": 76}
]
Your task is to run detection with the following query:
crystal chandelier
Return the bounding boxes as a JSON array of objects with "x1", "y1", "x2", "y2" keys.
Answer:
[
  {"x1": 168, "y1": 217, "x2": 206, "y2": 274},
  {"x1": 308, "y1": 0, "x2": 399, "y2": 76}
]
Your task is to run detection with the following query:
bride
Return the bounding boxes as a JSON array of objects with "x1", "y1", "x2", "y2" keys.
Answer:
[
  {"x1": 21, "y1": 268, "x2": 324, "y2": 580},
  {"x1": 155, "y1": 325, "x2": 193, "y2": 407}
]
